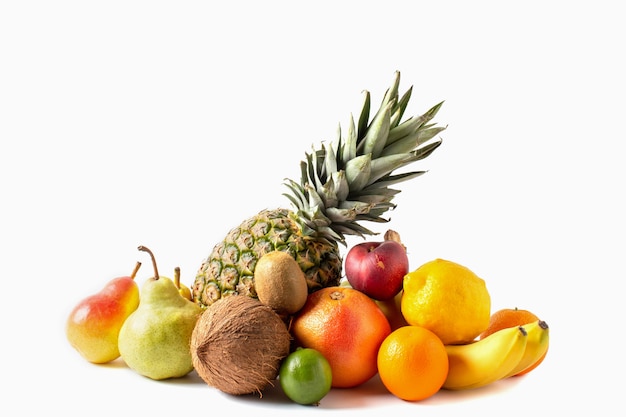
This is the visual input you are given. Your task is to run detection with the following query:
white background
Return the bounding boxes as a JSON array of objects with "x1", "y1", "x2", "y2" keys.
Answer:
[{"x1": 2, "y1": 1, "x2": 624, "y2": 416}]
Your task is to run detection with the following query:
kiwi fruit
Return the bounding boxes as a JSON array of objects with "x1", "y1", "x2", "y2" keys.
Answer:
[{"x1": 254, "y1": 251, "x2": 309, "y2": 315}]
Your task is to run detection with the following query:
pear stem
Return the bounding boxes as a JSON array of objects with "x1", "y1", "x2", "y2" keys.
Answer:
[
  {"x1": 130, "y1": 261, "x2": 142, "y2": 280},
  {"x1": 174, "y1": 266, "x2": 181, "y2": 289},
  {"x1": 138, "y1": 245, "x2": 159, "y2": 280}
]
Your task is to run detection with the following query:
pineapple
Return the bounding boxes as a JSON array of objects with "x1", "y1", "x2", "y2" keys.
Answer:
[{"x1": 192, "y1": 71, "x2": 446, "y2": 308}]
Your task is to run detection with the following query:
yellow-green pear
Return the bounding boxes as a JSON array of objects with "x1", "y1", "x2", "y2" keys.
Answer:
[
  {"x1": 118, "y1": 246, "x2": 203, "y2": 380},
  {"x1": 174, "y1": 266, "x2": 192, "y2": 301}
]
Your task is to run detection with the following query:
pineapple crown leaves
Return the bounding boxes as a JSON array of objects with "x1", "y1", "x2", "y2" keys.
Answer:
[{"x1": 283, "y1": 71, "x2": 446, "y2": 245}]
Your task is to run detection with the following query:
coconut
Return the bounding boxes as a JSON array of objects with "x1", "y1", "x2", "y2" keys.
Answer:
[{"x1": 190, "y1": 295, "x2": 291, "y2": 395}]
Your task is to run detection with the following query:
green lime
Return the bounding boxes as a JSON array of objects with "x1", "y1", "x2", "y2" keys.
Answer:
[{"x1": 279, "y1": 348, "x2": 332, "y2": 405}]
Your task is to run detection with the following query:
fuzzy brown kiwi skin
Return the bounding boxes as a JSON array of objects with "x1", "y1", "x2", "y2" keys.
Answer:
[{"x1": 254, "y1": 251, "x2": 309, "y2": 315}]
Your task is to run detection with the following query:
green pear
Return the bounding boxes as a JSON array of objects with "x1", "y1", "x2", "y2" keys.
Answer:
[
  {"x1": 118, "y1": 246, "x2": 203, "y2": 380},
  {"x1": 174, "y1": 266, "x2": 192, "y2": 301}
]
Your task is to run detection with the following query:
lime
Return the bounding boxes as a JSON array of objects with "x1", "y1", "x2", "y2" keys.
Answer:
[{"x1": 279, "y1": 348, "x2": 332, "y2": 405}]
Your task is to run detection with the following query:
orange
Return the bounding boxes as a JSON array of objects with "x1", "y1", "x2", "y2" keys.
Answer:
[
  {"x1": 377, "y1": 326, "x2": 449, "y2": 401},
  {"x1": 479, "y1": 307, "x2": 539, "y2": 339},
  {"x1": 290, "y1": 286, "x2": 391, "y2": 388},
  {"x1": 479, "y1": 307, "x2": 548, "y2": 376}
]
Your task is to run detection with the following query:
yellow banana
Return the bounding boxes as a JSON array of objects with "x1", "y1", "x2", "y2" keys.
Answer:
[
  {"x1": 442, "y1": 325, "x2": 527, "y2": 390},
  {"x1": 504, "y1": 320, "x2": 549, "y2": 378}
]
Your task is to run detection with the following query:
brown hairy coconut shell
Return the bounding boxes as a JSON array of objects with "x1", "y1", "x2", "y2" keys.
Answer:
[{"x1": 190, "y1": 295, "x2": 291, "y2": 395}]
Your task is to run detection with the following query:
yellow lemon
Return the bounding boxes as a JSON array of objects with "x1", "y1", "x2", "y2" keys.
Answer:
[{"x1": 401, "y1": 259, "x2": 491, "y2": 345}]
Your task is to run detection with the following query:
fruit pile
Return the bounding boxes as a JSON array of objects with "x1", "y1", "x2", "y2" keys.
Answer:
[
  {"x1": 66, "y1": 72, "x2": 549, "y2": 406},
  {"x1": 66, "y1": 239, "x2": 549, "y2": 405}
]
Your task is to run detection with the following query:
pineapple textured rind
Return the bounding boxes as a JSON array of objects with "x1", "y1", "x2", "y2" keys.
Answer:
[{"x1": 192, "y1": 208, "x2": 342, "y2": 308}]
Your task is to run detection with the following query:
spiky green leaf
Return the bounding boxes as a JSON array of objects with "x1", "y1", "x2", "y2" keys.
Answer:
[
  {"x1": 344, "y1": 154, "x2": 371, "y2": 191},
  {"x1": 358, "y1": 102, "x2": 392, "y2": 158},
  {"x1": 357, "y1": 90, "x2": 371, "y2": 142}
]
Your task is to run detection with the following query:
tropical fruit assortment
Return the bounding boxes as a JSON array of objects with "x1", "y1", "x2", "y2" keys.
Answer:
[{"x1": 65, "y1": 72, "x2": 549, "y2": 405}]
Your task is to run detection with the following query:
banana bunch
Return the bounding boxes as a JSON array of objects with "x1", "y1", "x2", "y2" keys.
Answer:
[{"x1": 442, "y1": 320, "x2": 549, "y2": 390}]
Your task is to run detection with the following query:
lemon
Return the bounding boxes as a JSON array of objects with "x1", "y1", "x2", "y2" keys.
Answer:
[
  {"x1": 401, "y1": 258, "x2": 491, "y2": 345},
  {"x1": 279, "y1": 348, "x2": 332, "y2": 405}
]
